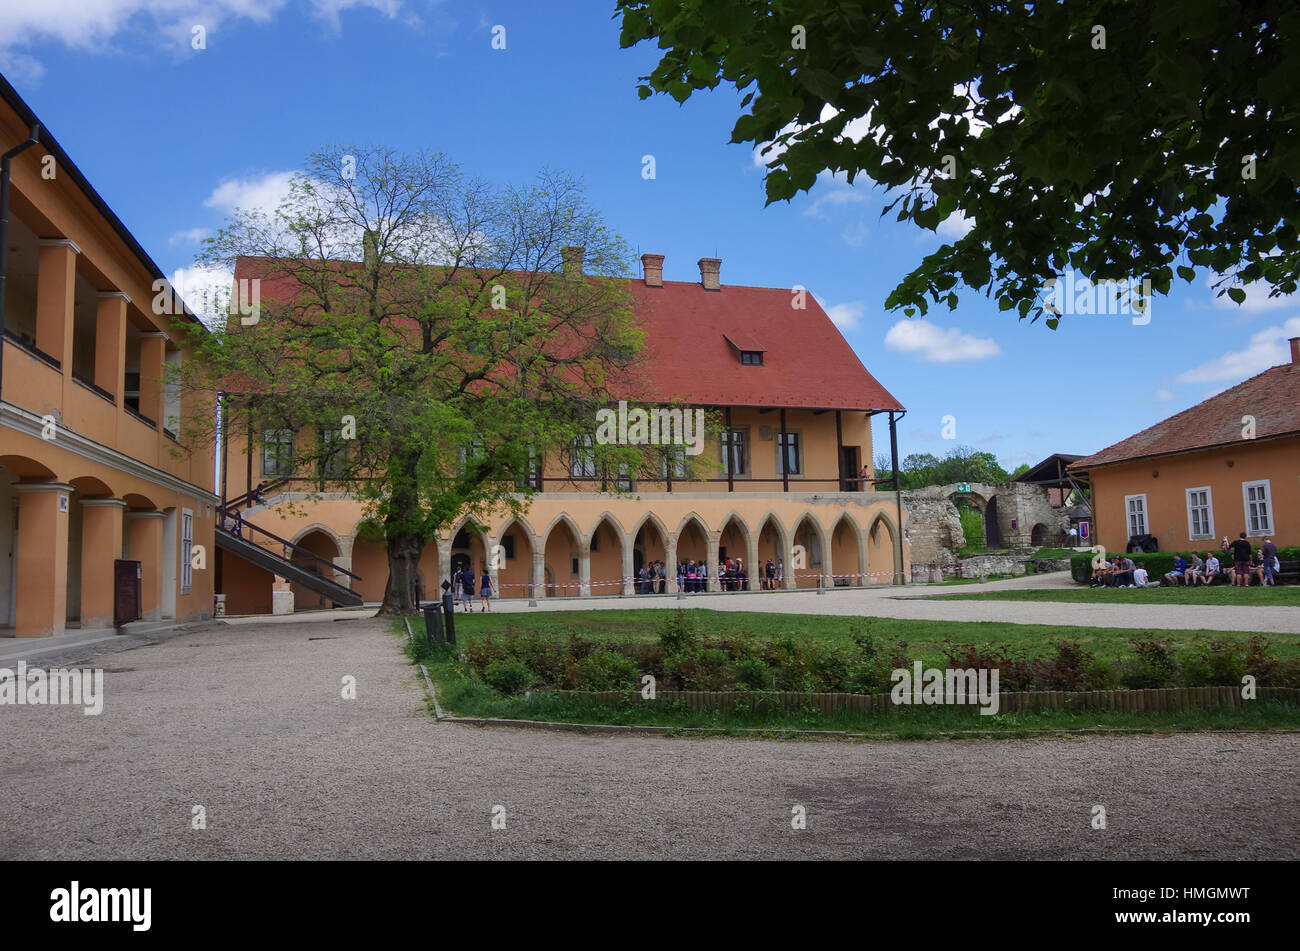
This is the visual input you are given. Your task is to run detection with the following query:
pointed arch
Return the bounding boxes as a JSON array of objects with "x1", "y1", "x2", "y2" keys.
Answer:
[
  {"x1": 291, "y1": 522, "x2": 344, "y2": 549},
  {"x1": 828, "y1": 510, "x2": 865, "y2": 587},
  {"x1": 674, "y1": 510, "x2": 710, "y2": 538},
  {"x1": 789, "y1": 510, "x2": 829, "y2": 588},
  {"x1": 866, "y1": 510, "x2": 903, "y2": 585}
]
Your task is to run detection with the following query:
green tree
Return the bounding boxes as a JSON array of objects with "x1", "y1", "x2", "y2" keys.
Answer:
[
  {"x1": 617, "y1": 1, "x2": 1300, "y2": 324},
  {"x1": 178, "y1": 147, "x2": 653, "y2": 614}
]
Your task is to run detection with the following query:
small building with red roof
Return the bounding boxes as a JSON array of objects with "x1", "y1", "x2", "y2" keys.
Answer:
[{"x1": 1071, "y1": 338, "x2": 1300, "y2": 554}]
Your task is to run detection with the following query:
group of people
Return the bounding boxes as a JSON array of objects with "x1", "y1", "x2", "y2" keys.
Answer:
[
  {"x1": 631, "y1": 556, "x2": 788, "y2": 593},
  {"x1": 1090, "y1": 533, "x2": 1281, "y2": 589},
  {"x1": 1165, "y1": 535, "x2": 1280, "y2": 587},
  {"x1": 451, "y1": 565, "x2": 494, "y2": 612}
]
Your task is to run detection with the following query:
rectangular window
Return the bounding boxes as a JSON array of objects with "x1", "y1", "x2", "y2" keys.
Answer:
[
  {"x1": 740, "y1": 351, "x2": 763, "y2": 365},
  {"x1": 777, "y1": 431, "x2": 802, "y2": 476},
  {"x1": 318, "y1": 429, "x2": 349, "y2": 480},
  {"x1": 1124, "y1": 493, "x2": 1147, "y2": 537},
  {"x1": 569, "y1": 435, "x2": 596, "y2": 479},
  {"x1": 515, "y1": 448, "x2": 541, "y2": 490},
  {"x1": 1243, "y1": 480, "x2": 1273, "y2": 535},
  {"x1": 501, "y1": 535, "x2": 515, "y2": 560},
  {"x1": 720, "y1": 429, "x2": 747, "y2": 476},
  {"x1": 1185, "y1": 487, "x2": 1214, "y2": 540},
  {"x1": 262, "y1": 429, "x2": 295, "y2": 478},
  {"x1": 660, "y1": 447, "x2": 688, "y2": 480},
  {"x1": 457, "y1": 439, "x2": 486, "y2": 476},
  {"x1": 180, "y1": 508, "x2": 193, "y2": 595}
]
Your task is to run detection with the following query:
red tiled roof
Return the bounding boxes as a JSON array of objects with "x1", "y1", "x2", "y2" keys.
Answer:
[
  {"x1": 232, "y1": 257, "x2": 904, "y2": 413},
  {"x1": 625, "y1": 280, "x2": 902, "y2": 412},
  {"x1": 1071, "y1": 359, "x2": 1300, "y2": 470}
]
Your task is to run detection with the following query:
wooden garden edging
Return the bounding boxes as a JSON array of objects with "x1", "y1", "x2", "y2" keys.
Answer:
[{"x1": 546, "y1": 686, "x2": 1300, "y2": 714}]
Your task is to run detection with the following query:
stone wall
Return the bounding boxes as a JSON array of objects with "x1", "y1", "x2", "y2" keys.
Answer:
[{"x1": 903, "y1": 481, "x2": 1074, "y2": 565}]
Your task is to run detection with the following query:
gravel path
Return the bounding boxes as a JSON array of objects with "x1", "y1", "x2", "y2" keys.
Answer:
[{"x1": 2, "y1": 617, "x2": 1296, "y2": 860}]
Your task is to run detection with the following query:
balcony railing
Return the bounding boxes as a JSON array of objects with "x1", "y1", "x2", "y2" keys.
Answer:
[{"x1": 2, "y1": 328, "x2": 60, "y2": 370}]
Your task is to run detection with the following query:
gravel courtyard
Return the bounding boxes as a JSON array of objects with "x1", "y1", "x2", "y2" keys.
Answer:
[{"x1": 2, "y1": 616, "x2": 1297, "y2": 860}]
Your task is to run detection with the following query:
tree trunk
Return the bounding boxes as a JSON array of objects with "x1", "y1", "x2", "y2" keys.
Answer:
[{"x1": 378, "y1": 450, "x2": 425, "y2": 616}]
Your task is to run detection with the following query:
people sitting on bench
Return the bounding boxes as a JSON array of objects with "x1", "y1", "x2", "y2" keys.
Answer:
[
  {"x1": 1199, "y1": 552, "x2": 1221, "y2": 586},
  {"x1": 1163, "y1": 555, "x2": 1188, "y2": 586}
]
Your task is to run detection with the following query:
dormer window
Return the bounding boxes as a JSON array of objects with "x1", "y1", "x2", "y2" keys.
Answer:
[{"x1": 723, "y1": 333, "x2": 765, "y2": 366}]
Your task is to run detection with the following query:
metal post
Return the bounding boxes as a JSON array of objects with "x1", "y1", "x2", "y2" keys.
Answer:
[
  {"x1": 779, "y1": 407, "x2": 789, "y2": 492},
  {"x1": 889, "y1": 410, "x2": 905, "y2": 584},
  {"x1": 725, "y1": 405, "x2": 734, "y2": 492}
]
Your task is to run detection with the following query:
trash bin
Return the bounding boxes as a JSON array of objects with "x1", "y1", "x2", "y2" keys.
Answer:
[{"x1": 423, "y1": 602, "x2": 444, "y2": 644}]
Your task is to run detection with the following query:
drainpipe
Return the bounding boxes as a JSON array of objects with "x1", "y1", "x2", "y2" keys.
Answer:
[{"x1": 0, "y1": 123, "x2": 42, "y2": 401}]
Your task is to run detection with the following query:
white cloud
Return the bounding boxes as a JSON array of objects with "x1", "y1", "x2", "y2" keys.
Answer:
[
  {"x1": 168, "y1": 263, "x2": 234, "y2": 327},
  {"x1": 1207, "y1": 275, "x2": 1298, "y2": 314},
  {"x1": 0, "y1": 1, "x2": 400, "y2": 77},
  {"x1": 801, "y1": 184, "x2": 867, "y2": 220},
  {"x1": 817, "y1": 298, "x2": 864, "y2": 331},
  {"x1": 204, "y1": 170, "x2": 297, "y2": 214},
  {"x1": 1153, "y1": 388, "x2": 1174, "y2": 402},
  {"x1": 1175, "y1": 316, "x2": 1300, "y2": 384},
  {"x1": 883, "y1": 319, "x2": 1000, "y2": 363},
  {"x1": 169, "y1": 227, "x2": 209, "y2": 246},
  {"x1": 936, "y1": 209, "x2": 975, "y2": 239}
]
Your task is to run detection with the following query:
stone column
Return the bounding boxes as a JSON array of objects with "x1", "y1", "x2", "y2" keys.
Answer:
[
  {"x1": 485, "y1": 534, "x2": 500, "y2": 598},
  {"x1": 126, "y1": 510, "x2": 165, "y2": 621},
  {"x1": 436, "y1": 535, "x2": 452, "y2": 593},
  {"x1": 821, "y1": 529, "x2": 834, "y2": 591},
  {"x1": 531, "y1": 545, "x2": 545, "y2": 600},
  {"x1": 271, "y1": 575, "x2": 294, "y2": 615},
  {"x1": 741, "y1": 530, "x2": 757, "y2": 590},
  {"x1": 621, "y1": 536, "x2": 635, "y2": 596},
  {"x1": 782, "y1": 532, "x2": 796, "y2": 590},
  {"x1": 79, "y1": 498, "x2": 126, "y2": 629},
  {"x1": 14, "y1": 483, "x2": 73, "y2": 637},
  {"x1": 333, "y1": 535, "x2": 354, "y2": 589},
  {"x1": 664, "y1": 534, "x2": 678, "y2": 594},
  {"x1": 706, "y1": 531, "x2": 721, "y2": 592},
  {"x1": 578, "y1": 543, "x2": 591, "y2": 597}
]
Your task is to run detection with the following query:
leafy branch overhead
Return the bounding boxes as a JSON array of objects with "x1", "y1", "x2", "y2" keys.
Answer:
[{"x1": 618, "y1": 0, "x2": 1300, "y2": 325}]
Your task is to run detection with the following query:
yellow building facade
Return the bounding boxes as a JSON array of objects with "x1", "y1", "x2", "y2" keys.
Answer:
[
  {"x1": 217, "y1": 254, "x2": 910, "y2": 612},
  {"x1": 0, "y1": 75, "x2": 216, "y2": 636}
]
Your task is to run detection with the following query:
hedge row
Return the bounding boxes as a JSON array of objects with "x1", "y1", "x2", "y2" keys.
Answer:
[{"x1": 1070, "y1": 546, "x2": 1300, "y2": 582}]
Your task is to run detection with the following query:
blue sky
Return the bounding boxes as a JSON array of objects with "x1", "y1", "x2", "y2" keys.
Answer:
[{"x1": 3, "y1": 0, "x2": 1297, "y2": 470}]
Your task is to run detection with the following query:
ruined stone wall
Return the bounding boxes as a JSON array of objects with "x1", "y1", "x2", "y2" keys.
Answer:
[{"x1": 902, "y1": 481, "x2": 1073, "y2": 564}]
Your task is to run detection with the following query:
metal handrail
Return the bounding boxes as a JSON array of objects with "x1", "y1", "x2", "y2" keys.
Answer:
[{"x1": 219, "y1": 510, "x2": 362, "y2": 582}]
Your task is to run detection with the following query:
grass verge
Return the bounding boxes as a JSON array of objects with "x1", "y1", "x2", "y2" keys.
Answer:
[
  {"x1": 396, "y1": 614, "x2": 1300, "y2": 738},
  {"x1": 937, "y1": 586, "x2": 1300, "y2": 607}
]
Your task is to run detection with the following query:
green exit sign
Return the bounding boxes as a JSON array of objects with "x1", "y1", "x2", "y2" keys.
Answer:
[{"x1": 956, "y1": 482, "x2": 972, "y2": 493}]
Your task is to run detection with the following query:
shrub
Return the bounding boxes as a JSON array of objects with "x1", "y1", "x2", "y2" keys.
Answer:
[
  {"x1": 1179, "y1": 638, "x2": 1254, "y2": 686},
  {"x1": 1118, "y1": 638, "x2": 1179, "y2": 689},
  {"x1": 657, "y1": 610, "x2": 700, "y2": 654},
  {"x1": 483, "y1": 657, "x2": 533, "y2": 695},
  {"x1": 576, "y1": 649, "x2": 641, "y2": 691},
  {"x1": 959, "y1": 508, "x2": 984, "y2": 549}
]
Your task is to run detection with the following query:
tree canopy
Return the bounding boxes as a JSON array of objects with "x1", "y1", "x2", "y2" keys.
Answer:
[
  {"x1": 617, "y1": 0, "x2": 1300, "y2": 325},
  {"x1": 177, "y1": 147, "x2": 656, "y2": 614}
]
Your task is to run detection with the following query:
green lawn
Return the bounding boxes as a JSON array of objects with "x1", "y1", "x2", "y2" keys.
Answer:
[
  {"x1": 938, "y1": 586, "x2": 1300, "y2": 608},
  {"x1": 429, "y1": 607, "x2": 1300, "y2": 666},
  {"x1": 402, "y1": 610, "x2": 1300, "y2": 737}
]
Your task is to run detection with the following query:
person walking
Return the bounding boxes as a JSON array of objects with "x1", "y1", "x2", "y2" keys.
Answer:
[
  {"x1": 479, "y1": 567, "x2": 493, "y2": 612},
  {"x1": 459, "y1": 566, "x2": 475, "y2": 612}
]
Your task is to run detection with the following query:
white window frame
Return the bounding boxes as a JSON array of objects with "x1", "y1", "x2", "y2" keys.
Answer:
[
  {"x1": 1124, "y1": 493, "x2": 1148, "y2": 538},
  {"x1": 1185, "y1": 486, "x2": 1214, "y2": 541},
  {"x1": 180, "y1": 507, "x2": 193, "y2": 595},
  {"x1": 569, "y1": 435, "x2": 596, "y2": 479},
  {"x1": 1242, "y1": 480, "x2": 1273, "y2": 536}
]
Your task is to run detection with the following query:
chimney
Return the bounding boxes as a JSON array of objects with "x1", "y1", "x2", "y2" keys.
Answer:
[
  {"x1": 698, "y1": 257, "x2": 721, "y2": 291},
  {"x1": 561, "y1": 245, "x2": 584, "y2": 275},
  {"x1": 1291, "y1": 336, "x2": 1300, "y2": 364},
  {"x1": 362, "y1": 229, "x2": 378, "y2": 270},
  {"x1": 641, "y1": 253, "x2": 664, "y2": 288}
]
